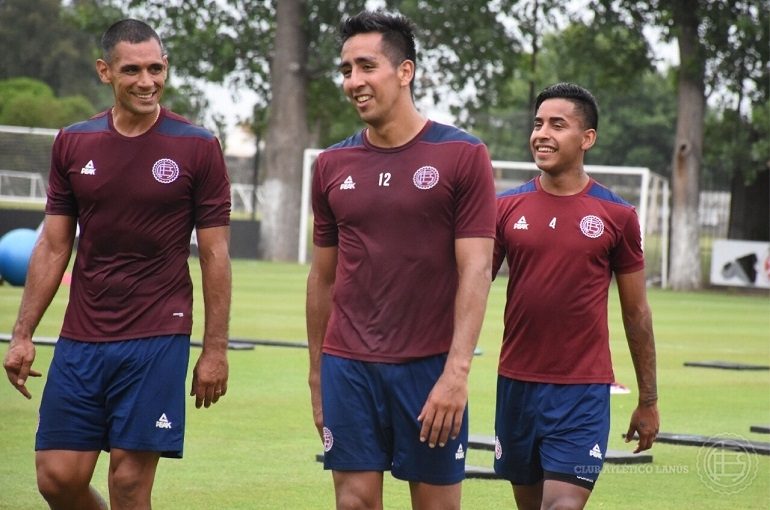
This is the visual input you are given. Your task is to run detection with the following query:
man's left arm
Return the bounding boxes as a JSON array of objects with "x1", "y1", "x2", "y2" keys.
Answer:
[
  {"x1": 418, "y1": 236, "x2": 493, "y2": 448},
  {"x1": 191, "y1": 225, "x2": 231, "y2": 409},
  {"x1": 616, "y1": 269, "x2": 659, "y2": 453}
]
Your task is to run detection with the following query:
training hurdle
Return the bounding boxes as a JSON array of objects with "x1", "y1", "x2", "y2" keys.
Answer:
[
  {"x1": 683, "y1": 360, "x2": 770, "y2": 370},
  {"x1": 0, "y1": 334, "x2": 311, "y2": 351},
  {"x1": 627, "y1": 432, "x2": 770, "y2": 456}
]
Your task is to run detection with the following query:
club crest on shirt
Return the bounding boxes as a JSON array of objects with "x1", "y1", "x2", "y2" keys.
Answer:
[
  {"x1": 580, "y1": 215, "x2": 605, "y2": 238},
  {"x1": 412, "y1": 165, "x2": 439, "y2": 190},
  {"x1": 152, "y1": 158, "x2": 180, "y2": 184}
]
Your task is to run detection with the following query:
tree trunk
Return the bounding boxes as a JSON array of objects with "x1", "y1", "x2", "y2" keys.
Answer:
[
  {"x1": 669, "y1": 0, "x2": 705, "y2": 290},
  {"x1": 259, "y1": 0, "x2": 308, "y2": 261}
]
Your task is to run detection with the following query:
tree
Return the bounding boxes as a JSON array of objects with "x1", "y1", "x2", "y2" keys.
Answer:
[
  {"x1": 0, "y1": 77, "x2": 95, "y2": 128},
  {"x1": 471, "y1": 18, "x2": 677, "y2": 170},
  {"x1": 668, "y1": 0, "x2": 706, "y2": 291},
  {"x1": 596, "y1": 0, "x2": 769, "y2": 289},
  {"x1": 129, "y1": 0, "x2": 522, "y2": 261},
  {"x1": 0, "y1": 0, "x2": 107, "y2": 101},
  {"x1": 259, "y1": 0, "x2": 309, "y2": 260}
]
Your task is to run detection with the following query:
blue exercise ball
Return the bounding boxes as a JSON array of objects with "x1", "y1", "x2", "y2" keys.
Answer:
[{"x1": 0, "y1": 228, "x2": 38, "y2": 286}]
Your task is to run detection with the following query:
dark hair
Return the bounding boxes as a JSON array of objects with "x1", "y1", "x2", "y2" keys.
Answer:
[
  {"x1": 101, "y1": 19, "x2": 164, "y2": 62},
  {"x1": 535, "y1": 82, "x2": 599, "y2": 130},
  {"x1": 339, "y1": 10, "x2": 417, "y2": 88}
]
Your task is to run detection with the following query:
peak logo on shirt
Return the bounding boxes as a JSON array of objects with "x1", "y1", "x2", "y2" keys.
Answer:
[
  {"x1": 513, "y1": 216, "x2": 529, "y2": 230},
  {"x1": 152, "y1": 158, "x2": 180, "y2": 184},
  {"x1": 339, "y1": 175, "x2": 356, "y2": 190},
  {"x1": 80, "y1": 160, "x2": 96, "y2": 175}
]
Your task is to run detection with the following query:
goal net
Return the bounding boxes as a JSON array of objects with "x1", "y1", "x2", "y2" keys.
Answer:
[
  {"x1": 0, "y1": 125, "x2": 57, "y2": 204},
  {"x1": 300, "y1": 149, "x2": 670, "y2": 287}
]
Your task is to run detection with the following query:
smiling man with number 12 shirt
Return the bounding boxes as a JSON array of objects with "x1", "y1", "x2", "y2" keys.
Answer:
[{"x1": 313, "y1": 122, "x2": 495, "y2": 361}]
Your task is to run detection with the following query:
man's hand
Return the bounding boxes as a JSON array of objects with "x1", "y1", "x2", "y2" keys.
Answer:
[
  {"x1": 3, "y1": 338, "x2": 41, "y2": 399},
  {"x1": 417, "y1": 371, "x2": 468, "y2": 448},
  {"x1": 190, "y1": 349, "x2": 228, "y2": 409},
  {"x1": 625, "y1": 402, "x2": 660, "y2": 453}
]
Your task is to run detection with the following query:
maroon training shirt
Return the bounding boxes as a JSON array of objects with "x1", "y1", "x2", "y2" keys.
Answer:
[
  {"x1": 46, "y1": 108, "x2": 230, "y2": 341},
  {"x1": 313, "y1": 121, "x2": 496, "y2": 362}
]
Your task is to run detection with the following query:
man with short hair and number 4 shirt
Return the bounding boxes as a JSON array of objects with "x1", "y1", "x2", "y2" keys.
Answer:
[
  {"x1": 492, "y1": 82, "x2": 659, "y2": 510},
  {"x1": 306, "y1": 10, "x2": 496, "y2": 510}
]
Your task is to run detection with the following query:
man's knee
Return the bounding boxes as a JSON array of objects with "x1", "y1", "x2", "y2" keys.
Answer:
[
  {"x1": 108, "y1": 450, "x2": 160, "y2": 508},
  {"x1": 333, "y1": 470, "x2": 383, "y2": 510},
  {"x1": 36, "y1": 452, "x2": 96, "y2": 505},
  {"x1": 37, "y1": 465, "x2": 77, "y2": 502}
]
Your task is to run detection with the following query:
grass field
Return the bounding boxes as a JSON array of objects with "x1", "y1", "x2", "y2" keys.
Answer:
[{"x1": 1, "y1": 259, "x2": 769, "y2": 509}]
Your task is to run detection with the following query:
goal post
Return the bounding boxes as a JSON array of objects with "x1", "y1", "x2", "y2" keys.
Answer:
[{"x1": 299, "y1": 148, "x2": 670, "y2": 287}]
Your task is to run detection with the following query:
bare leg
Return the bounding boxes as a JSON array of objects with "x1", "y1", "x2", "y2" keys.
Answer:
[
  {"x1": 332, "y1": 470, "x2": 384, "y2": 510},
  {"x1": 512, "y1": 480, "x2": 543, "y2": 510},
  {"x1": 108, "y1": 448, "x2": 161, "y2": 510},
  {"x1": 409, "y1": 480, "x2": 462, "y2": 510},
  {"x1": 36, "y1": 450, "x2": 107, "y2": 510},
  {"x1": 540, "y1": 479, "x2": 591, "y2": 510}
]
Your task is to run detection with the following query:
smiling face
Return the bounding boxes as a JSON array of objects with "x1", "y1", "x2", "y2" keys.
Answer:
[
  {"x1": 339, "y1": 32, "x2": 414, "y2": 129},
  {"x1": 96, "y1": 38, "x2": 167, "y2": 118},
  {"x1": 530, "y1": 98, "x2": 596, "y2": 176}
]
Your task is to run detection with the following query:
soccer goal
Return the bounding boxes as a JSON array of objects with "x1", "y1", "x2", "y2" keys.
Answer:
[
  {"x1": 299, "y1": 149, "x2": 670, "y2": 287},
  {"x1": 0, "y1": 125, "x2": 58, "y2": 204}
]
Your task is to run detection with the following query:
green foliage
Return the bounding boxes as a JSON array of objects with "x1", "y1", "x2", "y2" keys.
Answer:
[
  {"x1": 471, "y1": 20, "x2": 678, "y2": 172},
  {"x1": 0, "y1": 0, "x2": 104, "y2": 99},
  {"x1": 387, "y1": 0, "x2": 522, "y2": 120},
  {"x1": 127, "y1": 0, "x2": 524, "y2": 142},
  {"x1": 0, "y1": 77, "x2": 95, "y2": 129},
  {"x1": 599, "y1": 0, "x2": 770, "y2": 183},
  {"x1": 162, "y1": 82, "x2": 210, "y2": 126}
]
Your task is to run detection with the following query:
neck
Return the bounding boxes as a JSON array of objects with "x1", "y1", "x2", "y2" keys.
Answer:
[
  {"x1": 539, "y1": 167, "x2": 590, "y2": 196},
  {"x1": 365, "y1": 105, "x2": 426, "y2": 148},
  {"x1": 112, "y1": 106, "x2": 160, "y2": 137}
]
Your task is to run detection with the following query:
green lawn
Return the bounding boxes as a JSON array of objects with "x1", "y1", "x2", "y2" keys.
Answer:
[{"x1": 1, "y1": 259, "x2": 768, "y2": 509}]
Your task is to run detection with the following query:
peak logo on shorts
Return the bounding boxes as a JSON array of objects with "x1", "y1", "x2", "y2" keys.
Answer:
[
  {"x1": 152, "y1": 158, "x2": 180, "y2": 184},
  {"x1": 155, "y1": 413, "x2": 172, "y2": 429}
]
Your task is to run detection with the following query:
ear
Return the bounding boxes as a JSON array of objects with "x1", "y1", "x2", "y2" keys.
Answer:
[
  {"x1": 398, "y1": 59, "x2": 415, "y2": 88},
  {"x1": 95, "y1": 59, "x2": 111, "y2": 84},
  {"x1": 581, "y1": 128, "x2": 597, "y2": 151}
]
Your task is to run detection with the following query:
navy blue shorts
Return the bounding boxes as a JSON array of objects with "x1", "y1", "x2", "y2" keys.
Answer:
[
  {"x1": 321, "y1": 353, "x2": 468, "y2": 485},
  {"x1": 494, "y1": 377, "x2": 610, "y2": 490},
  {"x1": 36, "y1": 335, "x2": 190, "y2": 458}
]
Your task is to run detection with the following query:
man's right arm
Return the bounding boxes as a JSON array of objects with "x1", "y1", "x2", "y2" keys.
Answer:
[
  {"x1": 305, "y1": 245, "x2": 337, "y2": 437},
  {"x1": 4, "y1": 215, "x2": 75, "y2": 398}
]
